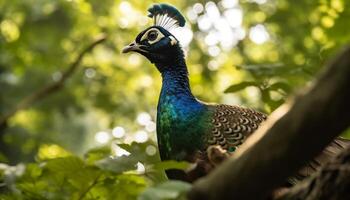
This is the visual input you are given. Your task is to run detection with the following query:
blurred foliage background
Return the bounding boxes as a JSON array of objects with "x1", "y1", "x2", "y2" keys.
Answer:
[{"x1": 0, "y1": 0, "x2": 349, "y2": 199}]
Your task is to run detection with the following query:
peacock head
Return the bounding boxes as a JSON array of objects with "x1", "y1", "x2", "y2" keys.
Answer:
[{"x1": 122, "y1": 4, "x2": 186, "y2": 67}]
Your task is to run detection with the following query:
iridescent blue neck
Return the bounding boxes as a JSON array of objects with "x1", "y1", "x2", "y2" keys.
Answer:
[
  {"x1": 155, "y1": 57, "x2": 208, "y2": 163},
  {"x1": 159, "y1": 62, "x2": 198, "y2": 104}
]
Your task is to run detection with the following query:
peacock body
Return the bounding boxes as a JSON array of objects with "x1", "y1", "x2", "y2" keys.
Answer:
[
  {"x1": 155, "y1": 54, "x2": 266, "y2": 180},
  {"x1": 122, "y1": 3, "x2": 349, "y2": 182}
]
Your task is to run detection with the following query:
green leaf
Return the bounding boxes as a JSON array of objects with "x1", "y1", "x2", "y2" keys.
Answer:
[
  {"x1": 236, "y1": 63, "x2": 289, "y2": 76},
  {"x1": 16, "y1": 181, "x2": 48, "y2": 199},
  {"x1": 45, "y1": 156, "x2": 84, "y2": 174},
  {"x1": 139, "y1": 181, "x2": 192, "y2": 200},
  {"x1": 23, "y1": 163, "x2": 42, "y2": 179},
  {"x1": 151, "y1": 160, "x2": 191, "y2": 171},
  {"x1": 261, "y1": 89, "x2": 285, "y2": 111},
  {"x1": 224, "y1": 81, "x2": 259, "y2": 93},
  {"x1": 44, "y1": 156, "x2": 87, "y2": 186},
  {"x1": 95, "y1": 156, "x2": 139, "y2": 174},
  {"x1": 268, "y1": 82, "x2": 291, "y2": 93},
  {"x1": 95, "y1": 142, "x2": 153, "y2": 174},
  {"x1": 84, "y1": 146, "x2": 111, "y2": 165}
]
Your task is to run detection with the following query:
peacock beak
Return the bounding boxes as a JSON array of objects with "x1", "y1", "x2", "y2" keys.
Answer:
[{"x1": 122, "y1": 41, "x2": 146, "y2": 53}]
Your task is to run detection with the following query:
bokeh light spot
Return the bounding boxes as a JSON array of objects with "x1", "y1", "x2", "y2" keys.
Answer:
[
  {"x1": 145, "y1": 121, "x2": 156, "y2": 132},
  {"x1": 146, "y1": 145, "x2": 157, "y2": 156},
  {"x1": 95, "y1": 131, "x2": 111, "y2": 144},
  {"x1": 112, "y1": 126, "x2": 125, "y2": 138},
  {"x1": 249, "y1": 24, "x2": 270, "y2": 44},
  {"x1": 137, "y1": 112, "x2": 151, "y2": 126},
  {"x1": 134, "y1": 130, "x2": 148, "y2": 143}
]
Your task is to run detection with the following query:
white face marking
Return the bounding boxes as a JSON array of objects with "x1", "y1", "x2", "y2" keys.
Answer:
[
  {"x1": 169, "y1": 36, "x2": 177, "y2": 46},
  {"x1": 140, "y1": 28, "x2": 165, "y2": 44}
]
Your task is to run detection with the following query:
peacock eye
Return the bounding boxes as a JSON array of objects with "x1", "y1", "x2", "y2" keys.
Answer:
[{"x1": 147, "y1": 31, "x2": 158, "y2": 41}]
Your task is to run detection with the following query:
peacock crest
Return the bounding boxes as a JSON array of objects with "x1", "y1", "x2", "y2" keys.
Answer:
[{"x1": 147, "y1": 4, "x2": 186, "y2": 31}]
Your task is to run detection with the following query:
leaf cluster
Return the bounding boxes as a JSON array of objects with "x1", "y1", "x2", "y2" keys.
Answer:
[{"x1": 0, "y1": 142, "x2": 191, "y2": 200}]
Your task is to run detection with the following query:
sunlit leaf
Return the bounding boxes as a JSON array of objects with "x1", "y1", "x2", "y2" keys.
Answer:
[
  {"x1": 45, "y1": 156, "x2": 84, "y2": 174},
  {"x1": 37, "y1": 144, "x2": 72, "y2": 160},
  {"x1": 139, "y1": 181, "x2": 191, "y2": 200},
  {"x1": 224, "y1": 81, "x2": 259, "y2": 93},
  {"x1": 95, "y1": 156, "x2": 139, "y2": 174},
  {"x1": 84, "y1": 146, "x2": 111, "y2": 165}
]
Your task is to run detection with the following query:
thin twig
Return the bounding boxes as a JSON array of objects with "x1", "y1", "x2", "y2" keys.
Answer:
[
  {"x1": 0, "y1": 34, "x2": 107, "y2": 127},
  {"x1": 77, "y1": 173, "x2": 103, "y2": 200}
]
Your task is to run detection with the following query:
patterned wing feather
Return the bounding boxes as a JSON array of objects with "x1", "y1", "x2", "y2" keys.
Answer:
[{"x1": 207, "y1": 104, "x2": 267, "y2": 152}]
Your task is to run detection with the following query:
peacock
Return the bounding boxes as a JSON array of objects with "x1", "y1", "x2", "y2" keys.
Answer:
[{"x1": 122, "y1": 3, "x2": 350, "y2": 182}]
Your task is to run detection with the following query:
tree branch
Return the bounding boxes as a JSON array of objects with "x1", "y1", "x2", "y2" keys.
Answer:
[
  {"x1": 0, "y1": 34, "x2": 107, "y2": 128},
  {"x1": 188, "y1": 46, "x2": 350, "y2": 200}
]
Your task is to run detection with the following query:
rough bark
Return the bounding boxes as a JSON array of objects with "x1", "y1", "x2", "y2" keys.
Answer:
[
  {"x1": 188, "y1": 46, "x2": 350, "y2": 200},
  {"x1": 275, "y1": 147, "x2": 350, "y2": 200}
]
